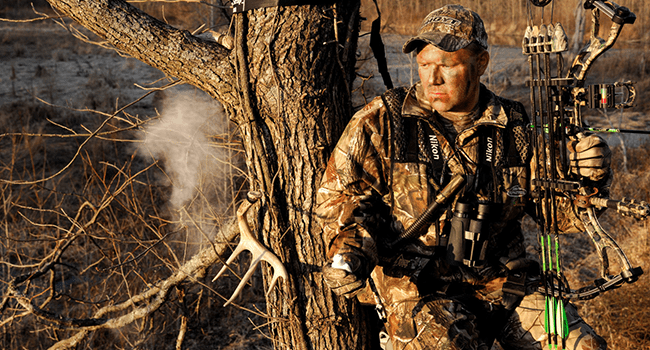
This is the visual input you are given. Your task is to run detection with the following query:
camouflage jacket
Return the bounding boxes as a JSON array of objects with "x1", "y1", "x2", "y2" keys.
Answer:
[{"x1": 315, "y1": 82, "x2": 587, "y2": 304}]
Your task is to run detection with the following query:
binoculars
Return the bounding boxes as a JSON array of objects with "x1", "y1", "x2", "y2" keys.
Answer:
[{"x1": 446, "y1": 201, "x2": 495, "y2": 268}]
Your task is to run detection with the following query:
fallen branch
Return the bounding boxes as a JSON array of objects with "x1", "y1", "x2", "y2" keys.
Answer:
[{"x1": 6, "y1": 219, "x2": 238, "y2": 350}]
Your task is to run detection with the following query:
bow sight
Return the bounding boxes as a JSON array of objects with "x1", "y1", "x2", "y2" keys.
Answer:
[
  {"x1": 524, "y1": 0, "x2": 637, "y2": 127},
  {"x1": 523, "y1": 0, "x2": 648, "y2": 346}
]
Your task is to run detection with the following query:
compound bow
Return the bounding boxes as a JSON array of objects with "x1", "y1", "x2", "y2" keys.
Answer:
[{"x1": 523, "y1": 0, "x2": 649, "y2": 347}]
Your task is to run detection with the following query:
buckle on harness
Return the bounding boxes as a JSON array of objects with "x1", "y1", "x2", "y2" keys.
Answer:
[{"x1": 502, "y1": 271, "x2": 527, "y2": 310}]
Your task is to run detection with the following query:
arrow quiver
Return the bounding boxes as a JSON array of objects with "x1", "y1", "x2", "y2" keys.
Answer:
[{"x1": 523, "y1": 0, "x2": 648, "y2": 347}]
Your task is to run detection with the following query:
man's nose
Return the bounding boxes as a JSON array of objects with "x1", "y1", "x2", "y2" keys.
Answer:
[{"x1": 428, "y1": 66, "x2": 443, "y2": 85}]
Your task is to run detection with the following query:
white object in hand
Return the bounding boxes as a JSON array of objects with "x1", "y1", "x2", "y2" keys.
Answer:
[{"x1": 331, "y1": 254, "x2": 353, "y2": 273}]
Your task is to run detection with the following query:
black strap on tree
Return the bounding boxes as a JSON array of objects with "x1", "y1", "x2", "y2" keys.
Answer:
[{"x1": 369, "y1": 0, "x2": 393, "y2": 90}]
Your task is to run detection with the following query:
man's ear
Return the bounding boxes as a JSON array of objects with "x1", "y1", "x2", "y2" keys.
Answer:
[{"x1": 477, "y1": 50, "x2": 490, "y2": 76}]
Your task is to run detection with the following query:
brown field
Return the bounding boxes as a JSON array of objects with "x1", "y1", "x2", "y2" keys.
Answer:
[{"x1": 1, "y1": 1, "x2": 650, "y2": 349}]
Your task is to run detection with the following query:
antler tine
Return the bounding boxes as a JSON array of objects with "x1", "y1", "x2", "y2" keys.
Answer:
[{"x1": 212, "y1": 191, "x2": 288, "y2": 306}]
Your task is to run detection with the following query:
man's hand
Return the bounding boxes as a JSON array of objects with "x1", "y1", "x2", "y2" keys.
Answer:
[
  {"x1": 568, "y1": 134, "x2": 611, "y2": 182},
  {"x1": 322, "y1": 253, "x2": 367, "y2": 298}
]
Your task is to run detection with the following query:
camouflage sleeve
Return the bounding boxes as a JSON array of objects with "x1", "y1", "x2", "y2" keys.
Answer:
[
  {"x1": 554, "y1": 196, "x2": 586, "y2": 234},
  {"x1": 315, "y1": 97, "x2": 391, "y2": 268}
]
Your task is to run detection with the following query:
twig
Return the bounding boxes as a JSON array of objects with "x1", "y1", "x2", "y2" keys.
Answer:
[
  {"x1": 176, "y1": 315, "x2": 188, "y2": 350},
  {"x1": 103, "y1": 229, "x2": 180, "y2": 271},
  {"x1": 0, "y1": 3, "x2": 62, "y2": 23}
]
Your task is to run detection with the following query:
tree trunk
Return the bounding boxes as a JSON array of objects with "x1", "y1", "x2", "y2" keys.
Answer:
[
  {"x1": 236, "y1": 5, "x2": 374, "y2": 349},
  {"x1": 44, "y1": 0, "x2": 372, "y2": 349}
]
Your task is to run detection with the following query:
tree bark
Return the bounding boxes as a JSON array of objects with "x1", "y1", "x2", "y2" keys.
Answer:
[
  {"x1": 237, "y1": 5, "x2": 373, "y2": 350},
  {"x1": 44, "y1": 0, "x2": 372, "y2": 349}
]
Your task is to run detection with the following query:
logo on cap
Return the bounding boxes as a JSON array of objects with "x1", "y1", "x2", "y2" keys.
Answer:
[{"x1": 425, "y1": 16, "x2": 462, "y2": 28}]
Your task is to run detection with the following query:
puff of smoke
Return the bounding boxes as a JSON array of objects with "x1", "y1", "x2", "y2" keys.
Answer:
[{"x1": 139, "y1": 89, "x2": 237, "y2": 243}]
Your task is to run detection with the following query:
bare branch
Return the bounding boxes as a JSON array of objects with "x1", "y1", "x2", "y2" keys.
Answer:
[
  {"x1": 45, "y1": 0, "x2": 239, "y2": 107},
  {"x1": 0, "y1": 16, "x2": 58, "y2": 23}
]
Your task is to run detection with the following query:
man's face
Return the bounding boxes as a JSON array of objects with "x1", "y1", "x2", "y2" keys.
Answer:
[{"x1": 416, "y1": 44, "x2": 489, "y2": 114}]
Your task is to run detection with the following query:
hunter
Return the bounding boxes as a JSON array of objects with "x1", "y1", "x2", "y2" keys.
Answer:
[{"x1": 316, "y1": 4, "x2": 611, "y2": 350}]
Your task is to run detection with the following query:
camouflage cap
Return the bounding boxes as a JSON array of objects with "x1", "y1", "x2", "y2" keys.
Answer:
[{"x1": 403, "y1": 4, "x2": 488, "y2": 54}]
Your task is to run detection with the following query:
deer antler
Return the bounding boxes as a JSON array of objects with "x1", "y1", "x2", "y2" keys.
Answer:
[{"x1": 212, "y1": 191, "x2": 288, "y2": 306}]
